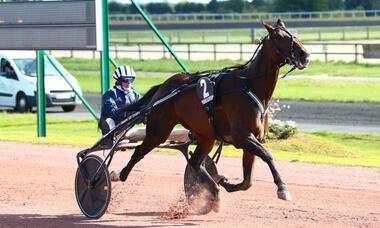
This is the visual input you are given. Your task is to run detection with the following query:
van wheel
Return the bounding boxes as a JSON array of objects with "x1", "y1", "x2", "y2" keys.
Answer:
[
  {"x1": 15, "y1": 93, "x2": 29, "y2": 113},
  {"x1": 62, "y1": 105, "x2": 76, "y2": 112}
]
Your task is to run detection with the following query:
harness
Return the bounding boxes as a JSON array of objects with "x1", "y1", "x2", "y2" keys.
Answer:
[
  {"x1": 196, "y1": 71, "x2": 268, "y2": 142},
  {"x1": 196, "y1": 25, "x2": 299, "y2": 141}
]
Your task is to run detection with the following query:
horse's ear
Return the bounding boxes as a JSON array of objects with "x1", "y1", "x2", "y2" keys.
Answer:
[
  {"x1": 262, "y1": 21, "x2": 274, "y2": 33},
  {"x1": 277, "y1": 18, "x2": 285, "y2": 27}
]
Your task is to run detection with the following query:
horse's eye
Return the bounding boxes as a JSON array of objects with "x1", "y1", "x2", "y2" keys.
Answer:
[
  {"x1": 272, "y1": 32, "x2": 281, "y2": 39},
  {"x1": 274, "y1": 33, "x2": 285, "y2": 39}
]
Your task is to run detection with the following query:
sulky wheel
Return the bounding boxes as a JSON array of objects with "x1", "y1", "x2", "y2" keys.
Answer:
[
  {"x1": 184, "y1": 156, "x2": 220, "y2": 215},
  {"x1": 75, "y1": 155, "x2": 111, "y2": 219}
]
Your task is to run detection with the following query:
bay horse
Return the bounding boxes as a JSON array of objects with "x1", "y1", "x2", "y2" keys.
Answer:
[{"x1": 112, "y1": 19, "x2": 310, "y2": 202}]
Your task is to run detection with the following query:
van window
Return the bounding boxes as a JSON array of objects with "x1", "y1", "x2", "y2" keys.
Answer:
[
  {"x1": 13, "y1": 57, "x2": 60, "y2": 76},
  {"x1": 0, "y1": 58, "x2": 16, "y2": 79}
]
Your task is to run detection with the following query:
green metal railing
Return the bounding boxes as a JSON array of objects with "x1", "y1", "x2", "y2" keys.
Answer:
[
  {"x1": 101, "y1": 0, "x2": 110, "y2": 94},
  {"x1": 36, "y1": 50, "x2": 46, "y2": 137},
  {"x1": 44, "y1": 51, "x2": 99, "y2": 120},
  {"x1": 37, "y1": 51, "x2": 100, "y2": 137},
  {"x1": 37, "y1": 0, "x2": 189, "y2": 137}
]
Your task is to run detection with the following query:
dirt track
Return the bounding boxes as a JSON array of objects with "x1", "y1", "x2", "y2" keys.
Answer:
[{"x1": 0, "y1": 141, "x2": 379, "y2": 228}]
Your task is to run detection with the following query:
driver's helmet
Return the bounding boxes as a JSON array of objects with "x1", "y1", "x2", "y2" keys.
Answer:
[{"x1": 113, "y1": 65, "x2": 136, "y2": 82}]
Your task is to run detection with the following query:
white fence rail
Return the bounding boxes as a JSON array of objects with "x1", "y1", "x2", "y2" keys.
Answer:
[
  {"x1": 50, "y1": 42, "x2": 380, "y2": 64},
  {"x1": 111, "y1": 26, "x2": 380, "y2": 44},
  {"x1": 110, "y1": 10, "x2": 380, "y2": 23}
]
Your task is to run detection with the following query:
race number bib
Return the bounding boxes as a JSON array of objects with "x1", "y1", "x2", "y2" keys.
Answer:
[{"x1": 196, "y1": 77, "x2": 214, "y2": 105}]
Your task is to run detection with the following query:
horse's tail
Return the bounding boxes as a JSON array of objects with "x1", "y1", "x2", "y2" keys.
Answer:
[{"x1": 125, "y1": 84, "x2": 162, "y2": 111}]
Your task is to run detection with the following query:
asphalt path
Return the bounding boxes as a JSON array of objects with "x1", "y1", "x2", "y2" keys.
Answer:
[{"x1": 46, "y1": 93, "x2": 380, "y2": 134}]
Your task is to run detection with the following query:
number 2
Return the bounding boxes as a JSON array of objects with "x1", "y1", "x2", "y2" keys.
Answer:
[{"x1": 200, "y1": 79, "x2": 209, "y2": 98}]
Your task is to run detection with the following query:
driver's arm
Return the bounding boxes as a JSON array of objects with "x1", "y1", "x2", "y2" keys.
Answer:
[{"x1": 102, "y1": 91, "x2": 126, "y2": 122}]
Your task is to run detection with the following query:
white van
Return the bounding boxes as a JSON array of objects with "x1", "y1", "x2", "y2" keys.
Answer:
[{"x1": 0, "y1": 51, "x2": 82, "y2": 112}]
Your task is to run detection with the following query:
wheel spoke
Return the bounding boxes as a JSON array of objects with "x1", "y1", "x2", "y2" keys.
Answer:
[
  {"x1": 92, "y1": 193, "x2": 107, "y2": 203},
  {"x1": 92, "y1": 172, "x2": 106, "y2": 188},
  {"x1": 79, "y1": 166, "x2": 91, "y2": 183},
  {"x1": 78, "y1": 188, "x2": 88, "y2": 203}
]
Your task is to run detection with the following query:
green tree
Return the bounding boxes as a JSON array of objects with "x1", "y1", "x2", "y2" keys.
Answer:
[
  {"x1": 251, "y1": 0, "x2": 267, "y2": 8},
  {"x1": 108, "y1": 1, "x2": 134, "y2": 14},
  {"x1": 345, "y1": 0, "x2": 363, "y2": 10},
  {"x1": 145, "y1": 2, "x2": 172, "y2": 14},
  {"x1": 328, "y1": 0, "x2": 344, "y2": 10},
  {"x1": 273, "y1": 0, "x2": 328, "y2": 12},
  {"x1": 175, "y1": 2, "x2": 205, "y2": 13},
  {"x1": 362, "y1": 0, "x2": 380, "y2": 10},
  {"x1": 109, "y1": 2, "x2": 124, "y2": 14},
  {"x1": 273, "y1": 0, "x2": 304, "y2": 12},
  {"x1": 305, "y1": 0, "x2": 328, "y2": 11},
  {"x1": 227, "y1": 0, "x2": 247, "y2": 13},
  {"x1": 207, "y1": 0, "x2": 220, "y2": 13}
]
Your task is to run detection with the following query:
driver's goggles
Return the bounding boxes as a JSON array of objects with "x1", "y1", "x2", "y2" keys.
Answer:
[{"x1": 121, "y1": 77, "x2": 135, "y2": 83}]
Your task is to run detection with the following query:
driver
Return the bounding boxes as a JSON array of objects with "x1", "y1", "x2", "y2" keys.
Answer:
[
  {"x1": 3, "y1": 62, "x2": 14, "y2": 74},
  {"x1": 99, "y1": 65, "x2": 140, "y2": 139}
]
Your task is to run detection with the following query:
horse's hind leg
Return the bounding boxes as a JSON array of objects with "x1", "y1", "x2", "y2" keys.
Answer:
[
  {"x1": 117, "y1": 117, "x2": 176, "y2": 182},
  {"x1": 188, "y1": 136, "x2": 218, "y2": 193},
  {"x1": 219, "y1": 150, "x2": 255, "y2": 192}
]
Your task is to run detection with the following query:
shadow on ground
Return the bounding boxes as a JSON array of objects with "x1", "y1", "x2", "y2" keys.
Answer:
[{"x1": 0, "y1": 213, "x2": 199, "y2": 228}]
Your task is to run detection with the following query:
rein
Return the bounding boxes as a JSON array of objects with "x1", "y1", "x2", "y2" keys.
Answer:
[{"x1": 232, "y1": 26, "x2": 298, "y2": 81}]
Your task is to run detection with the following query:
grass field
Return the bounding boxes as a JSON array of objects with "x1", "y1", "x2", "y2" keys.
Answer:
[
  {"x1": 58, "y1": 58, "x2": 380, "y2": 103},
  {"x1": 59, "y1": 58, "x2": 380, "y2": 77},
  {"x1": 1, "y1": 113, "x2": 379, "y2": 167},
  {"x1": 73, "y1": 72, "x2": 380, "y2": 103},
  {"x1": 275, "y1": 79, "x2": 380, "y2": 102}
]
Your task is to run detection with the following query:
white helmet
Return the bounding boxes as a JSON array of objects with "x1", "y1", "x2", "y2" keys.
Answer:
[{"x1": 113, "y1": 65, "x2": 136, "y2": 81}]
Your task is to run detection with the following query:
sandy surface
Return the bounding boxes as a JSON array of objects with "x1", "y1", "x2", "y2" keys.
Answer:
[{"x1": 0, "y1": 141, "x2": 379, "y2": 228}]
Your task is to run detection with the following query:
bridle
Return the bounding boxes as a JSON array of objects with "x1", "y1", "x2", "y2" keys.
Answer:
[
  {"x1": 266, "y1": 26, "x2": 298, "y2": 78},
  {"x1": 234, "y1": 25, "x2": 298, "y2": 79},
  {"x1": 269, "y1": 26, "x2": 297, "y2": 67}
]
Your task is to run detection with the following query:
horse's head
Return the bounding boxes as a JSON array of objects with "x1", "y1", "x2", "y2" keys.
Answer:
[{"x1": 262, "y1": 19, "x2": 310, "y2": 70}]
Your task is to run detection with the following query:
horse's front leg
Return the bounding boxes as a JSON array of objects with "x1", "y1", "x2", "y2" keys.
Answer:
[
  {"x1": 241, "y1": 135, "x2": 291, "y2": 201},
  {"x1": 219, "y1": 150, "x2": 255, "y2": 192},
  {"x1": 220, "y1": 134, "x2": 291, "y2": 200}
]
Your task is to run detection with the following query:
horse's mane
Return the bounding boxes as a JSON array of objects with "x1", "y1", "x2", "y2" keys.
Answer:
[{"x1": 189, "y1": 39, "x2": 264, "y2": 78}]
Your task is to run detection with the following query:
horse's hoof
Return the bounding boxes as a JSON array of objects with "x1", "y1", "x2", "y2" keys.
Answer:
[
  {"x1": 277, "y1": 189, "x2": 292, "y2": 201},
  {"x1": 110, "y1": 171, "x2": 121, "y2": 182}
]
